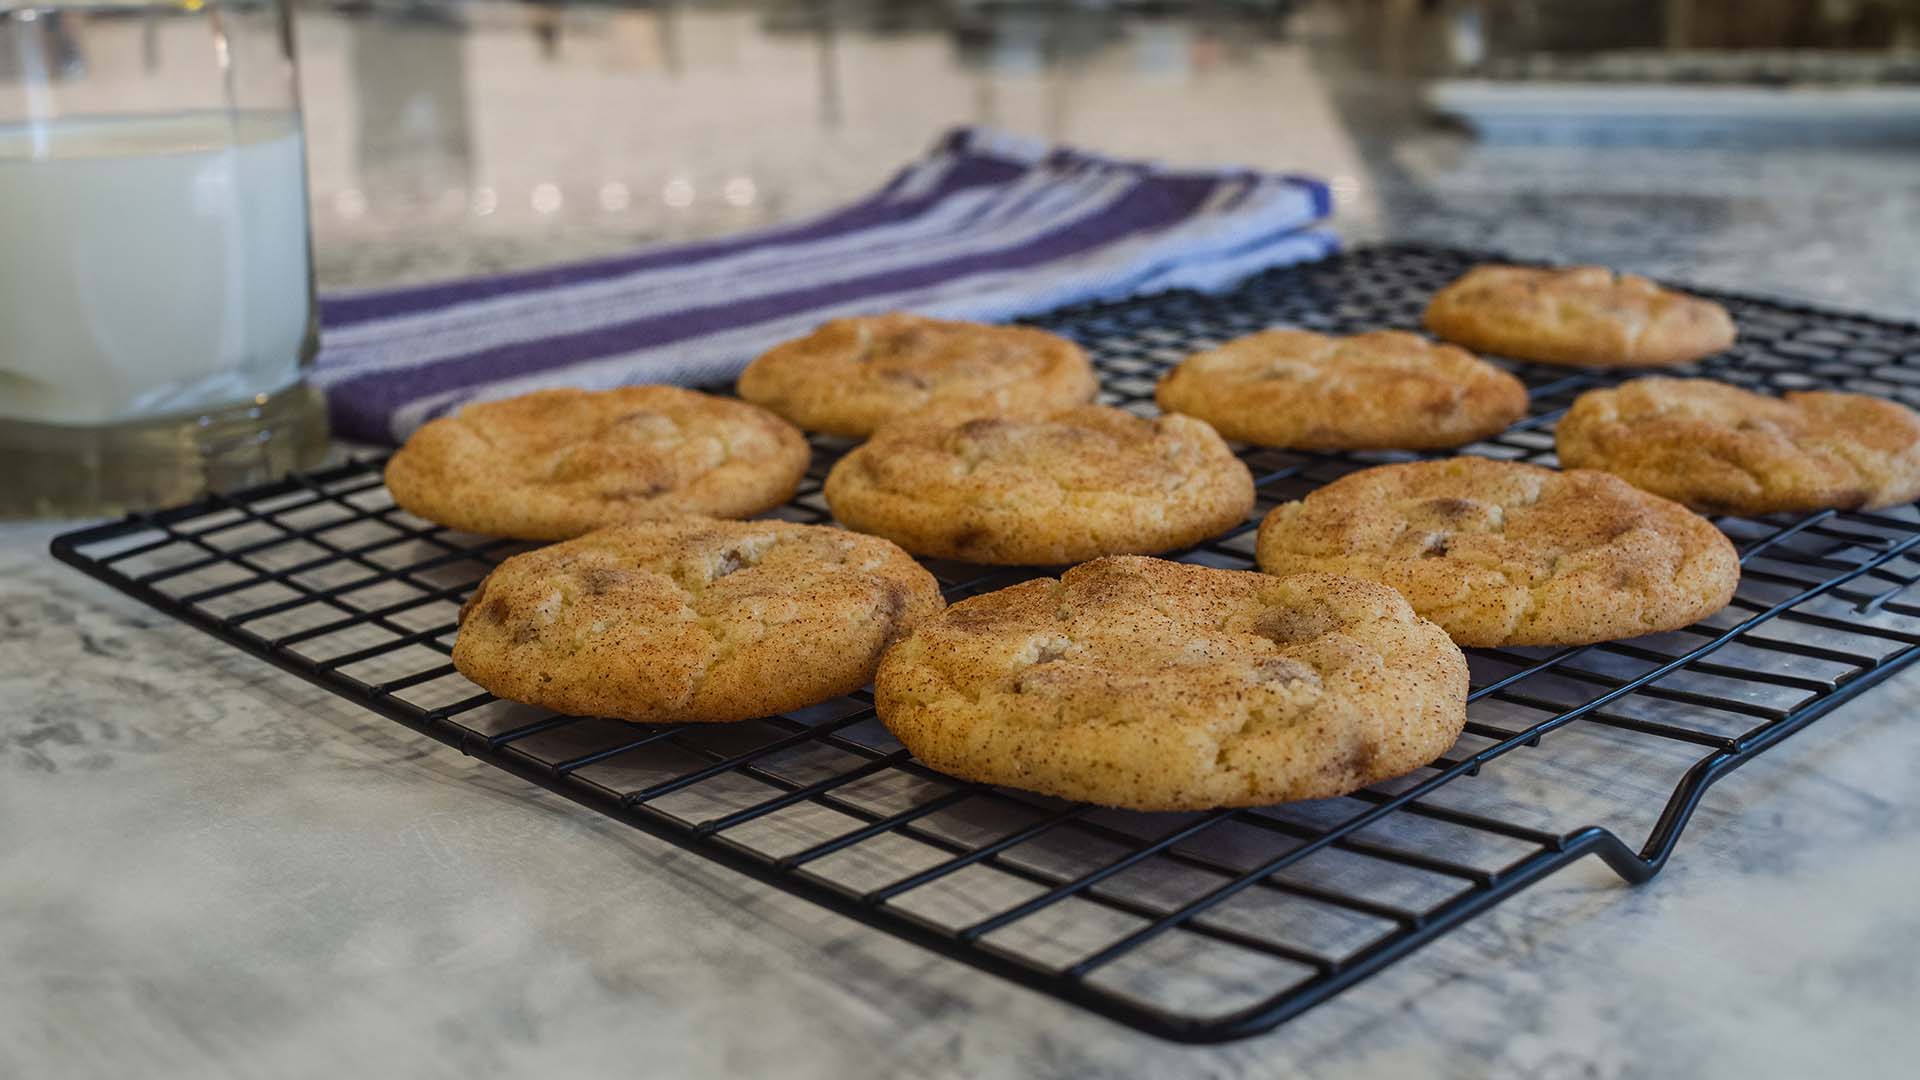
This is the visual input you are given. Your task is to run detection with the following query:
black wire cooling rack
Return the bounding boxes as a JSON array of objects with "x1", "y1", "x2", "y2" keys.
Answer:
[{"x1": 50, "y1": 245, "x2": 1920, "y2": 1043}]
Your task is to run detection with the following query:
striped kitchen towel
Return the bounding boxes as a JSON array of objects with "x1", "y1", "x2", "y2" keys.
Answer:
[{"x1": 313, "y1": 128, "x2": 1336, "y2": 444}]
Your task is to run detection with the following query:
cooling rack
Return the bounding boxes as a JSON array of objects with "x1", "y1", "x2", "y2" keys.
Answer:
[{"x1": 51, "y1": 245, "x2": 1920, "y2": 1043}]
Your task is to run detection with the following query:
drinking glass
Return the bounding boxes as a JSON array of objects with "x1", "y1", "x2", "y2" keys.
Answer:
[{"x1": 1, "y1": 0, "x2": 327, "y2": 517}]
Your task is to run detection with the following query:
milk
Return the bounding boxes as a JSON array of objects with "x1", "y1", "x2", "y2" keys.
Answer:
[{"x1": 0, "y1": 110, "x2": 314, "y2": 425}]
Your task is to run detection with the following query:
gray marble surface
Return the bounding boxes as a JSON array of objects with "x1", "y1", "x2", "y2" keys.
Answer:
[
  {"x1": 6, "y1": 518, "x2": 1920, "y2": 1078},
  {"x1": 9, "y1": 2, "x2": 1920, "y2": 1076}
]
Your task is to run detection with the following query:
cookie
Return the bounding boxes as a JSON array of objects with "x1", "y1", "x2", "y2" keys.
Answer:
[
  {"x1": 385, "y1": 386, "x2": 810, "y2": 541},
  {"x1": 874, "y1": 556, "x2": 1469, "y2": 811},
  {"x1": 1556, "y1": 377, "x2": 1920, "y2": 516},
  {"x1": 1156, "y1": 328, "x2": 1528, "y2": 450},
  {"x1": 1424, "y1": 264, "x2": 1736, "y2": 368},
  {"x1": 1255, "y1": 457, "x2": 1739, "y2": 647},
  {"x1": 453, "y1": 519, "x2": 943, "y2": 724},
  {"x1": 736, "y1": 313, "x2": 1098, "y2": 437},
  {"x1": 824, "y1": 402, "x2": 1254, "y2": 565}
]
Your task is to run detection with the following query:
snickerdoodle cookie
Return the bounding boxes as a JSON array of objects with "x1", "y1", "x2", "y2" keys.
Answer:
[
  {"x1": 874, "y1": 556, "x2": 1468, "y2": 811},
  {"x1": 1424, "y1": 264, "x2": 1735, "y2": 368},
  {"x1": 736, "y1": 313, "x2": 1097, "y2": 437},
  {"x1": 384, "y1": 386, "x2": 809, "y2": 541},
  {"x1": 1256, "y1": 458, "x2": 1739, "y2": 647},
  {"x1": 1556, "y1": 377, "x2": 1920, "y2": 515},
  {"x1": 824, "y1": 403, "x2": 1254, "y2": 565},
  {"x1": 1156, "y1": 328, "x2": 1528, "y2": 449},
  {"x1": 453, "y1": 519, "x2": 942, "y2": 723}
]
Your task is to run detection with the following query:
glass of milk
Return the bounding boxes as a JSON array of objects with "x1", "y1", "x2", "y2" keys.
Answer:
[{"x1": 1, "y1": 0, "x2": 327, "y2": 516}]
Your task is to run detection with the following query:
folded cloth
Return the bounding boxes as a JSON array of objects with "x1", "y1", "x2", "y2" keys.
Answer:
[{"x1": 313, "y1": 128, "x2": 1336, "y2": 444}]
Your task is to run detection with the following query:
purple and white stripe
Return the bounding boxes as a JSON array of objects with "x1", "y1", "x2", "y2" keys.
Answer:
[{"x1": 313, "y1": 128, "x2": 1335, "y2": 444}]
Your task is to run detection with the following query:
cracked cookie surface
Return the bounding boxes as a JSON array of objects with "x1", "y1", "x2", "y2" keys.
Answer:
[
  {"x1": 385, "y1": 386, "x2": 809, "y2": 541},
  {"x1": 1156, "y1": 328, "x2": 1528, "y2": 450},
  {"x1": 824, "y1": 402, "x2": 1254, "y2": 565},
  {"x1": 1424, "y1": 264, "x2": 1735, "y2": 368},
  {"x1": 453, "y1": 519, "x2": 943, "y2": 723},
  {"x1": 736, "y1": 313, "x2": 1097, "y2": 437},
  {"x1": 874, "y1": 556, "x2": 1468, "y2": 811},
  {"x1": 1256, "y1": 458, "x2": 1739, "y2": 647},
  {"x1": 1556, "y1": 377, "x2": 1920, "y2": 515}
]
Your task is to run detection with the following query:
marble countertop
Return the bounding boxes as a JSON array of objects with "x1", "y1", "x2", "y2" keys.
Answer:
[
  {"x1": 7, "y1": 517, "x2": 1919, "y2": 1078},
  {"x1": 8, "y1": 2, "x2": 1920, "y2": 1077}
]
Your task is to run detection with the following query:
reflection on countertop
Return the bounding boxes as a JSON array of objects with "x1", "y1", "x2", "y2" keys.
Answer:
[{"x1": 297, "y1": 0, "x2": 1920, "y2": 318}]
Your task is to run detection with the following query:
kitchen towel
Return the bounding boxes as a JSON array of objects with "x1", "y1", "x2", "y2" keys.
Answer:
[{"x1": 313, "y1": 127, "x2": 1336, "y2": 444}]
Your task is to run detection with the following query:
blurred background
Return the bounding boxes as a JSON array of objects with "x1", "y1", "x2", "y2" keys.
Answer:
[{"x1": 15, "y1": 0, "x2": 1920, "y2": 310}]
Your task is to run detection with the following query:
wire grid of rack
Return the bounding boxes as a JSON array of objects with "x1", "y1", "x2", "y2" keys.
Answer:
[{"x1": 50, "y1": 245, "x2": 1920, "y2": 1043}]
